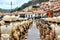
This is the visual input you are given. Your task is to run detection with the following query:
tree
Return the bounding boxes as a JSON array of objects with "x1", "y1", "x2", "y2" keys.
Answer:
[{"x1": 0, "y1": 8, "x2": 3, "y2": 12}]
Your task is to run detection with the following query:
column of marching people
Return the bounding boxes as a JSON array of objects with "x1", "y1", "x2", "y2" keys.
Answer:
[
  {"x1": 10, "y1": 19, "x2": 33, "y2": 40},
  {"x1": 36, "y1": 20, "x2": 57, "y2": 40},
  {"x1": 0, "y1": 19, "x2": 33, "y2": 40}
]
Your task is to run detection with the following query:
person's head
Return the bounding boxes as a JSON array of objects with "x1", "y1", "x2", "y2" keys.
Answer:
[
  {"x1": 12, "y1": 27, "x2": 16, "y2": 33},
  {"x1": 48, "y1": 27, "x2": 52, "y2": 30},
  {"x1": 45, "y1": 35, "x2": 50, "y2": 40}
]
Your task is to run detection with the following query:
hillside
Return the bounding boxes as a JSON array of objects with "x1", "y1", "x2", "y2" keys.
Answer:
[{"x1": 11, "y1": 0, "x2": 49, "y2": 12}]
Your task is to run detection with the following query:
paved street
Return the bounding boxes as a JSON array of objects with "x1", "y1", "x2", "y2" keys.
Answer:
[{"x1": 26, "y1": 21, "x2": 40, "y2": 40}]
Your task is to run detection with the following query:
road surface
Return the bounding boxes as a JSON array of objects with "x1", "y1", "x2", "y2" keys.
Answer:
[{"x1": 26, "y1": 21, "x2": 40, "y2": 40}]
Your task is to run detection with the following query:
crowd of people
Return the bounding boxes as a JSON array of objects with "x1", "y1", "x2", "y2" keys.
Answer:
[
  {"x1": 10, "y1": 19, "x2": 33, "y2": 40},
  {"x1": 0, "y1": 15, "x2": 33, "y2": 40},
  {"x1": 36, "y1": 20, "x2": 57, "y2": 40}
]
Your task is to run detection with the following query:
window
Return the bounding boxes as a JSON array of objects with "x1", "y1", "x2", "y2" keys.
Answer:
[
  {"x1": 25, "y1": 15, "x2": 27, "y2": 17},
  {"x1": 29, "y1": 15, "x2": 30, "y2": 18},
  {"x1": 20, "y1": 14, "x2": 25, "y2": 18}
]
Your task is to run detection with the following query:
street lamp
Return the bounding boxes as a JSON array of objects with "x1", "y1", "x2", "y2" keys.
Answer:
[{"x1": 10, "y1": 1, "x2": 12, "y2": 13}]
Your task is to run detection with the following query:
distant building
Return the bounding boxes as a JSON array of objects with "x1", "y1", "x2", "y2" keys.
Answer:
[
  {"x1": 19, "y1": 14, "x2": 34, "y2": 18},
  {"x1": 17, "y1": 12, "x2": 35, "y2": 18}
]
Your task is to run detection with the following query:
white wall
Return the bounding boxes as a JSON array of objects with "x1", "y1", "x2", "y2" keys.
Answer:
[
  {"x1": 25, "y1": 14, "x2": 33, "y2": 18},
  {"x1": 18, "y1": 14, "x2": 34, "y2": 18}
]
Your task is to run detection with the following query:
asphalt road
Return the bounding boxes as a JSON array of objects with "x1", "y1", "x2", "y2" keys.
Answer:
[{"x1": 26, "y1": 21, "x2": 40, "y2": 40}]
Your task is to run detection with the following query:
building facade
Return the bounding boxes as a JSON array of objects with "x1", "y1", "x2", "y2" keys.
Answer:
[{"x1": 18, "y1": 13, "x2": 35, "y2": 18}]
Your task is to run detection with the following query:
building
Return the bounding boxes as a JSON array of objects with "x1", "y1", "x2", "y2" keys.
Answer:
[
  {"x1": 18, "y1": 13, "x2": 35, "y2": 18},
  {"x1": 17, "y1": 12, "x2": 35, "y2": 18}
]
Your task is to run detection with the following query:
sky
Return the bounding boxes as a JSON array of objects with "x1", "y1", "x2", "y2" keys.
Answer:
[{"x1": 0, "y1": 0, "x2": 30, "y2": 9}]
